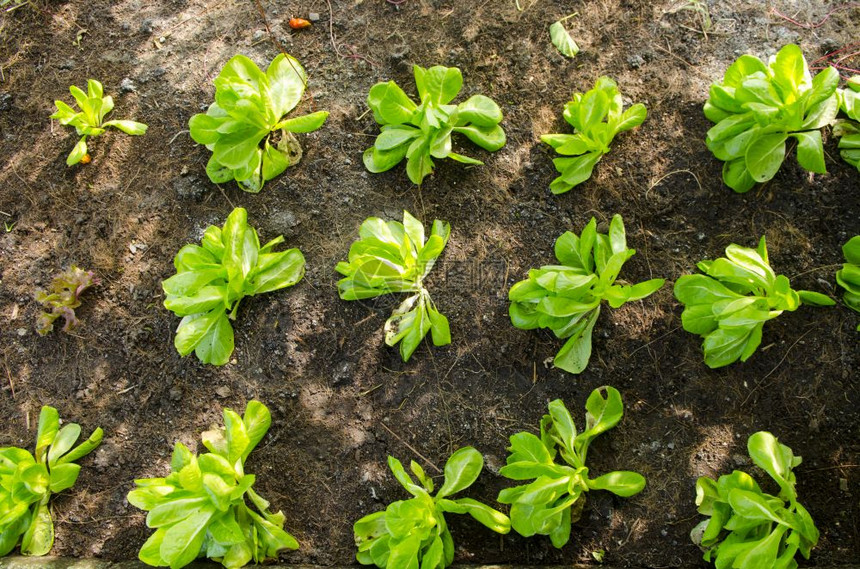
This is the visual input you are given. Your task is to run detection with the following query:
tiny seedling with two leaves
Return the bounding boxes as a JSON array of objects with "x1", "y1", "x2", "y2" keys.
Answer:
[
  {"x1": 836, "y1": 236, "x2": 860, "y2": 330},
  {"x1": 353, "y1": 447, "x2": 510, "y2": 569},
  {"x1": 674, "y1": 236, "x2": 834, "y2": 368},
  {"x1": 128, "y1": 401, "x2": 298, "y2": 569},
  {"x1": 498, "y1": 387, "x2": 645, "y2": 548},
  {"x1": 363, "y1": 64, "x2": 506, "y2": 185},
  {"x1": 51, "y1": 79, "x2": 148, "y2": 166},
  {"x1": 704, "y1": 44, "x2": 839, "y2": 192},
  {"x1": 162, "y1": 207, "x2": 305, "y2": 365},
  {"x1": 692, "y1": 432, "x2": 818, "y2": 569},
  {"x1": 0, "y1": 406, "x2": 103, "y2": 556},
  {"x1": 541, "y1": 77, "x2": 646, "y2": 194},
  {"x1": 509, "y1": 214, "x2": 664, "y2": 374},
  {"x1": 189, "y1": 54, "x2": 329, "y2": 193},
  {"x1": 336, "y1": 211, "x2": 451, "y2": 362}
]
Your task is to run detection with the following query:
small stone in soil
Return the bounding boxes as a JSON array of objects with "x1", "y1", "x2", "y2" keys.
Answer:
[
  {"x1": 215, "y1": 386, "x2": 231, "y2": 398},
  {"x1": 169, "y1": 386, "x2": 182, "y2": 401},
  {"x1": 308, "y1": 12, "x2": 320, "y2": 21},
  {"x1": 120, "y1": 78, "x2": 136, "y2": 93},
  {"x1": 140, "y1": 19, "x2": 155, "y2": 34},
  {"x1": 0, "y1": 93, "x2": 11, "y2": 112}
]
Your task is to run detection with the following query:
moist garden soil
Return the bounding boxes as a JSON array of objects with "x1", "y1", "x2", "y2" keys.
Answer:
[{"x1": 1, "y1": 0, "x2": 858, "y2": 567}]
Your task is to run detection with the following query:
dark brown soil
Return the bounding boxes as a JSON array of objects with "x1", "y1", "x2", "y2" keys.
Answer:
[{"x1": 1, "y1": 0, "x2": 858, "y2": 567}]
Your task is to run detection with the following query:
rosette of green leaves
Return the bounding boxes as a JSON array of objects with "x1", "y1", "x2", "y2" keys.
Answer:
[
  {"x1": 674, "y1": 236, "x2": 834, "y2": 368},
  {"x1": 691, "y1": 432, "x2": 818, "y2": 569},
  {"x1": 363, "y1": 64, "x2": 506, "y2": 185},
  {"x1": 498, "y1": 387, "x2": 645, "y2": 548},
  {"x1": 834, "y1": 76, "x2": 860, "y2": 171},
  {"x1": 50, "y1": 79, "x2": 148, "y2": 166},
  {"x1": 189, "y1": 54, "x2": 329, "y2": 193},
  {"x1": 162, "y1": 207, "x2": 305, "y2": 366},
  {"x1": 336, "y1": 211, "x2": 451, "y2": 362},
  {"x1": 508, "y1": 214, "x2": 664, "y2": 374},
  {"x1": 353, "y1": 447, "x2": 510, "y2": 569},
  {"x1": 0, "y1": 406, "x2": 103, "y2": 557},
  {"x1": 704, "y1": 44, "x2": 840, "y2": 192},
  {"x1": 541, "y1": 77, "x2": 646, "y2": 194},
  {"x1": 127, "y1": 401, "x2": 298, "y2": 569},
  {"x1": 34, "y1": 266, "x2": 98, "y2": 336},
  {"x1": 836, "y1": 236, "x2": 860, "y2": 330}
]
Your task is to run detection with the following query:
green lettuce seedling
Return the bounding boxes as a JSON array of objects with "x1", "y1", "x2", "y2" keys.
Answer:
[
  {"x1": 0, "y1": 406, "x2": 103, "y2": 557},
  {"x1": 50, "y1": 79, "x2": 148, "y2": 166},
  {"x1": 35, "y1": 266, "x2": 98, "y2": 336},
  {"x1": 189, "y1": 54, "x2": 329, "y2": 193},
  {"x1": 128, "y1": 401, "x2": 298, "y2": 569},
  {"x1": 162, "y1": 207, "x2": 305, "y2": 365},
  {"x1": 692, "y1": 431, "x2": 818, "y2": 569},
  {"x1": 704, "y1": 44, "x2": 839, "y2": 192},
  {"x1": 541, "y1": 77, "x2": 646, "y2": 194},
  {"x1": 363, "y1": 64, "x2": 506, "y2": 185},
  {"x1": 834, "y1": 75, "x2": 860, "y2": 171},
  {"x1": 498, "y1": 387, "x2": 645, "y2": 548},
  {"x1": 336, "y1": 211, "x2": 451, "y2": 362},
  {"x1": 674, "y1": 236, "x2": 834, "y2": 368},
  {"x1": 509, "y1": 214, "x2": 664, "y2": 374},
  {"x1": 837, "y1": 236, "x2": 860, "y2": 330},
  {"x1": 353, "y1": 447, "x2": 510, "y2": 569}
]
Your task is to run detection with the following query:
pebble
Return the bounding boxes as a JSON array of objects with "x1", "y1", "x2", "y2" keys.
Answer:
[
  {"x1": 120, "y1": 78, "x2": 136, "y2": 93},
  {"x1": 627, "y1": 54, "x2": 645, "y2": 69},
  {"x1": 215, "y1": 386, "x2": 231, "y2": 398},
  {"x1": 308, "y1": 12, "x2": 320, "y2": 21},
  {"x1": 16, "y1": 328, "x2": 27, "y2": 336},
  {"x1": 140, "y1": 19, "x2": 154, "y2": 34},
  {"x1": 169, "y1": 386, "x2": 183, "y2": 401},
  {"x1": 253, "y1": 30, "x2": 265, "y2": 41},
  {"x1": 0, "y1": 93, "x2": 11, "y2": 112}
]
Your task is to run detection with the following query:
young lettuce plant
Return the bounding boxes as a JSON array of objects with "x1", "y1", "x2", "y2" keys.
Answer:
[
  {"x1": 127, "y1": 401, "x2": 298, "y2": 569},
  {"x1": 353, "y1": 447, "x2": 510, "y2": 569},
  {"x1": 509, "y1": 214, "x2": 664, "y2": 374},
  {"x1": 363, "y1": 64, "x2": 506, "y2": 185},
  {"x1": 834, "y1": 76, "x2": 860, "y2": 171},
  {"x1": 336, "y1": 211, "x2": 450, "y2": 362},
  {"x1": 541, "y1": 77, "x2": 646, "y2": 194},
  {"x1": 0, "y1": 406, "x2": 103, "y2": 557},
  {"x1": 189, "y1": 54, "x2": 329, "y2": 193},
  {"x1": 836, "y1": 236, "x2": 860, "y2": 330},
  {"x1": 674, "y1": 236, "x2": 834, "y2": 369},
  {"x1": 50, "y1": 79, "x2": 148, "y2": 165},
  {"x1": 498, "y1": 387, "x2": 645, "y2": 548},
  {"x1": 162, "y1": 207, "x2": 305, "y2": 365},
  {"x1": 691, "y1": 431, "x2": 818, "y2": 569},
  {"x1": 34, "y1": 266, "x2": 98, "y2": 336},
  {"x1": 704, "y1": 44, "x2": 840, "y2": 192}
]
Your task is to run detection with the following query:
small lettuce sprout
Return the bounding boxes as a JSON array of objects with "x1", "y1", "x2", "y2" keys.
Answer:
[
  {"x1": 128, "y1": 401, "x2": 298, "y2": 569},
  {"x1": 189, "y1": 54, "x2": 328, "y2": 193},
  {"x1": 162, "y1": 208, "x2": 305, "y2": 365},
  {"x1": 509, "y1": 214, "x2": 664, "y2": 373},
  {"x1": 0, "y1": 406, "x2": 103, "y2": 556},
  {"x1": 353, "y1": 447, "x2": 510, "y2": 568},
  {"x1": 35, "y1": 266, "x2": 98, "y2": 336},
  {"x1": 363, "y1": 64, "x2": 506, "y2": 185},
  {"x1": 704, "y1": 44, "x2": 839, "y2": 192},
  {"x1": 692, "y1": 432, "x2": 818, "y2": 569},
  {"x1": 674, "y1": 236, "x2": 835, "y2": 368},
  {"x1": 50, "y1": 79, "x2": 148, "y2": 166},
  {"x1": 834, "y1": 75, "x2": 860, "y2": 171},
  {"x1": 498, "y1": 387, "x2": 645, "y2": 548},
  {"x1": 836, "y1": 236, "x2": 860, "y2": 330},
  {"x1": 336, "y1": 211, "x2": 451, "y2": 362},
  {"x1": 541, "y1": 77, "x2": 646, "y2": 194}
]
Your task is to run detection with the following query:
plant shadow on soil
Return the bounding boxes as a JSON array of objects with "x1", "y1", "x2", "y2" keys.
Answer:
[{"x1": 0, "y1": 0, "x2": 858, "y2": 567}]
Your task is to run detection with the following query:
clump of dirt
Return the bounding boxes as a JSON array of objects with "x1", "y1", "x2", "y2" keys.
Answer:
[{"x1": 0, "y1": 0, "x2": 858, "y2": 567}]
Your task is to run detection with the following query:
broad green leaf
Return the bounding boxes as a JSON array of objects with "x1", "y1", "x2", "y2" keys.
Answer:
[
  {"x1": 160, "y1": 507, "x2": 216, "y2": 568},
  {"x1": 436, "y1": 447, "x2": 483, "y2": 498},
  {"x1": 414, "y1": 65, "x2": 463, "y2": 105},
  {"x1": 20, "y1": 502, "x2": 53, "y2": 556},
  {"x1": 549, "y1": 20, "x2": 579, "y2": 58},
  {"x1": 103, "y1": 120, "x2": 148, "y2": 135},
  {"x1": 587, "y1": 471, "x2": 645, "y2": 497},
  {"x1": 368, "y1": 81, "x2": 418, "y2": 125},
  {"x1": 553, "y1": 306, "x2": 599, "y2": 373},
  {"x1": 267, "y1": 53, "x2": 308, "y2": 118},
  {"x1": 275, "y1": 110, "x2": 329, "y2": 133},
  {"x1": 793, "y1": 130, "x2": 825, "y2": 174},
  {"x1": 745, "y1": 133, "x2": 787, "y2": 182},
  {"x1": 66, "y1": 137, "x2": 89, "y2": 166},
  {"x1": 456, "y1": 95, "x2": 503, "y2": 127}
]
